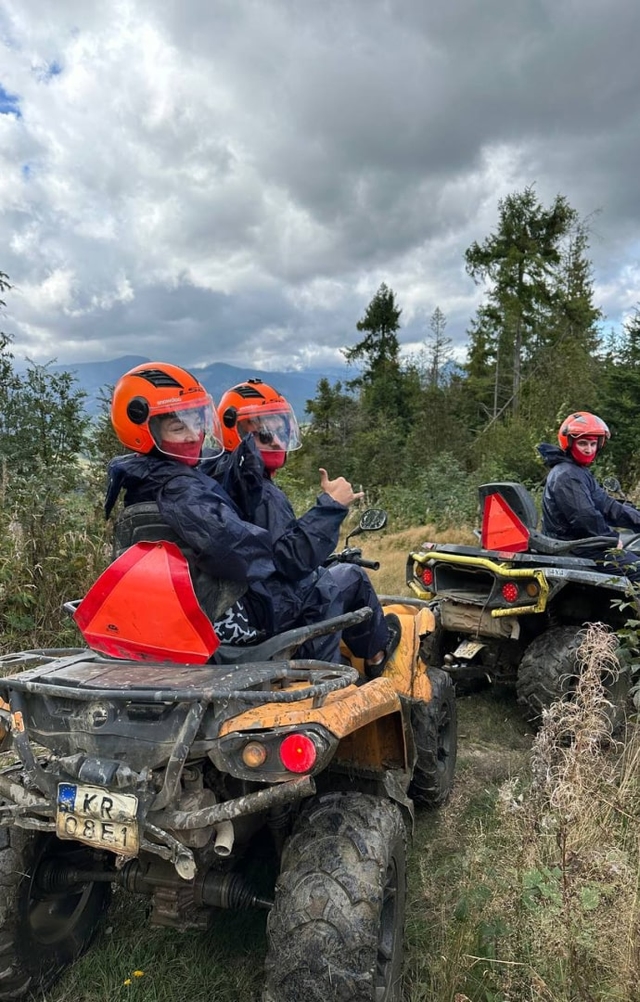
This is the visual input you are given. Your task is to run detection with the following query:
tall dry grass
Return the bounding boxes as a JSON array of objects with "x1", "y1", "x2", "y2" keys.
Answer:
[
  {"x1": 353, "y1": 522, "x2": 478, "y2": 595},
  {"x1": 406, "y1": 623, "x2": 640, "y2": 1002}
]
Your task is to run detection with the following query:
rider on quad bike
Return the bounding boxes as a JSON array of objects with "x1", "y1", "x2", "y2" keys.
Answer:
[
  {"x1": 216, "y1": 377, "x2": 401, "y2": 677},
  {"x1": 106, "y1": 362, "x2": 398, "y2": 670},
  {"x1": 538, "y1": 410, "x2": 640, "y2": 583},
  {"x1": 407, "y1": 412, "x2": 640, "y2": 724}
]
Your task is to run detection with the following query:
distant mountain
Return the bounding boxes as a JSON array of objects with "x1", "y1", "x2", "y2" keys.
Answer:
[{"x1": 49, "y1": 356, "x2": 352, "y2": 418}]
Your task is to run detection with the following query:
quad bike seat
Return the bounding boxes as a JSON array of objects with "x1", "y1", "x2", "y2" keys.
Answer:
[
  {"x1": 113, "y1": 502, "x2": 246, "y2": 621},
  {"x1": 478, "y1": 482, "x2": 617, "y2": 558}
]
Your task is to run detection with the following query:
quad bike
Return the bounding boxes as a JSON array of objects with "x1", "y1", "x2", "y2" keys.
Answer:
[
  {"x1": 0, "y1": 506, "x2": 456, "y2": 1002},
  {"x1": 406, "y1": 480, "x2": 640, "y2": 723}
]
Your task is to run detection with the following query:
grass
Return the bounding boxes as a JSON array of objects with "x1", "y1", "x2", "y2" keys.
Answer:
[
  {"x1": 347, "y1": 520, "x2": 478, "y2": 596},
  {"x1": 404, "y1": 687, "x2": 534, "y2": 1002},
  {"x1": 47, "y1": 900, "x2": 268, "y2": 1001},
  {"x1": 404, "y1": 627, "x2": 640, "y2": 1002}
]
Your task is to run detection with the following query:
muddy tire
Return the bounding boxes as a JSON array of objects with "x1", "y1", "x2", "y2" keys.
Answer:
[
  {"x1": 263, "y1": 792, "x2": 406, "y2": 1002},
  {"x1": 0, "y1": 828, "x2": 111, "y2": 999},
  {"x1": 516, "y1": 625, "x2": 629, "y2": 727},
  {"x1": 409, "y1": 669, "x2": 457, "y2": 807}
]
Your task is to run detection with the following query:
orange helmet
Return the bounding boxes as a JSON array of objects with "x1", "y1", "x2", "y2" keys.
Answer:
[
  {"x1": 558, "y1": 411, "x2": 610, "y2": 452},
  {"x1": 217, "y1": 378, "x2": 302, "y2": 452},
  {"x1": 110, "y1": 362, "x2": 223, "y2": 460}
]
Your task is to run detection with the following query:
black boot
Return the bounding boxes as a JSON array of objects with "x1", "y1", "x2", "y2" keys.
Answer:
[{"x1": 364, "y1": 613, "x2": 402, "y2": 679}]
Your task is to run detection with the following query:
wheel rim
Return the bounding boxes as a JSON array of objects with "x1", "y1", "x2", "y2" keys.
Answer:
[
  {"x1": 373, "y1": 855, "x2": 400, "y2": 1001},
  {"x1": 28, "y1": 838, "x2": 98, "y2": 946}
]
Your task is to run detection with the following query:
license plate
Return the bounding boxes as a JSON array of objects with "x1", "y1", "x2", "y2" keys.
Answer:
[
  {"x1": 453, "y1": 640, "x2": 485, "y2": 659},
  {"x1": 56, "y1": 783, "x2": 139, "y2": 855}
]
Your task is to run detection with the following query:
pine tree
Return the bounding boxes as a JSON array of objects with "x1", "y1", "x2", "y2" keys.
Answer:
[
  {"x1": 465, "y1": 186, "x2": 577, "y2": 417},
  {"x1": 344, "y1": 282, "x2": 402, "y2": 383},
  {"x1": 293, "y1": 378, "x2": 360, "y2": 482},
  {"x1": 424, "y1": 306, "x2": 453, "y2": 389},
  {"x1": 343, "y1": 283, "x2": 411, "y2": 426},
  {"x1": 522, "y1": 221, "x2": 602, "y2": 432}
]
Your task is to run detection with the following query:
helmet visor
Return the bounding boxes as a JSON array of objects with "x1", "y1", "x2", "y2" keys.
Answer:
[
  {"x1": 149, "y1": 400, "x2": 224, "y2": 460},
  {"x1": 237, "y1": 406, "x2": 301, "y2": 452}
]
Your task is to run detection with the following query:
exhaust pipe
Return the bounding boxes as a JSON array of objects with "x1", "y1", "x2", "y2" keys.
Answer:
[{"x1": 213, "y1": 820, "x2": 234, "y2": 857}]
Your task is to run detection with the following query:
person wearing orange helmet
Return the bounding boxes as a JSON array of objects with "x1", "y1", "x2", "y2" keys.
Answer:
[
  {"x1": 218, "y1": 378, "x2": 301, "y2": 475},
  {"x1": 216, "y1": 378, "x2": 401, "y2": 674},
  {"x1": 537, "y1": 411, "x2": 640, "y2": 581}
]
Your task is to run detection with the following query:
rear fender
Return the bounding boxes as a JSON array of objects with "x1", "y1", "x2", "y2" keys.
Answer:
[
  {"x1": 218, "y1": 677, "x2": 410, "y2": 772},
  {"x1": 332, "y1": 709, "x2": 408, "y2": 772},
  {"x1": 342, "y1": 602, "x2": 436, "y2": 701}
]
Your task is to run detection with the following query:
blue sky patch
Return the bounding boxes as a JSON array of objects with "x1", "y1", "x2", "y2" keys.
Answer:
[
  {"x1": 0, "y1": 82, "x2": 20, "y2": 117},
  {"x1": 35, "y1": 59, "x2": 63, "y2": 82}
]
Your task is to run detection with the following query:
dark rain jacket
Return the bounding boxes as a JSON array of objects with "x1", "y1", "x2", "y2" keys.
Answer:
[
  {"x1": 217, "y1": 438, "x2": 349, "y2": 571},
  {"x1": 105, "y1": 442, "x2": 348, "y2": 634},
  {"x1": 215, "y1": 438, "x2": 351, "y2": 627},
  {"x1": 537, "y1": 443, "x2": 640, "y2": 545},
  {"x1": 217, "y1": 441, "x2": 390, "y2": 662}
]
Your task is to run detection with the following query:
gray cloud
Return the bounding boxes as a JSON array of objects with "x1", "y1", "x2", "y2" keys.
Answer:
[{"x1": 1, "y1": 0, "x2": 639, "y2": 372}]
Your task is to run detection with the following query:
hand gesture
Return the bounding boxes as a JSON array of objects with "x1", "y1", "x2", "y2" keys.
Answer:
[{"x1": 319, "y1": 468, "x2": 364, "y2": 507}]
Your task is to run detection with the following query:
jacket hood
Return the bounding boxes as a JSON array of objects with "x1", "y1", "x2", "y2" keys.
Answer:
[
  {"x1": 537, "y1": 442, "x2": 572, "y2": 468},
  {"x1": 104, "y1": 452, "x2": 200, "y2": 518}
]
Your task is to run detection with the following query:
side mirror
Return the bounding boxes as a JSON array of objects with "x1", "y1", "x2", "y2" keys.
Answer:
[
  {"x1": 602, "y1": 476, "x2": 622, "y2": 495},
  {"x1": 359, "y1": 508, "x2": 387, "y2": 531},
  {"x1": 346, "y1": 508, "x2": 388, "y2": 544}
]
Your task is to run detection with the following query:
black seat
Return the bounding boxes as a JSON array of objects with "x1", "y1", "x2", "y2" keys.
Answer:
[
  {"x1": 478, "y1": 482, "x2": 538, "y2": 531},
  {"x1": 213, "y1": 608, "x2": 372, "y2": 665},
  {"x1": 112, "y1": 502, "x2": 246, "y2": 621},
  {"x1": 112, "y1": 501, "x2": 185, "y2": 558}
]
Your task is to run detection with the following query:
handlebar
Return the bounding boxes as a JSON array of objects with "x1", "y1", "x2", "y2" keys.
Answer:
[{"x1": 324, "y1": 547, "x2": 380, "y2": 571}]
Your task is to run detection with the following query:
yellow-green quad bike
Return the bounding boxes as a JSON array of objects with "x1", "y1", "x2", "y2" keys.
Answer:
[
  {"x1": 0, "y1": 507, "x2": 456, "y2": 1002},
  {"x1": 407, "y1": 481, "x2": 637, "y2": 725}
]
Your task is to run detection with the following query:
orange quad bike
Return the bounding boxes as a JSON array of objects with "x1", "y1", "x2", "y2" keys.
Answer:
[{"x1": 0, "y1": 507, "x2": 456, "y2": 1002}]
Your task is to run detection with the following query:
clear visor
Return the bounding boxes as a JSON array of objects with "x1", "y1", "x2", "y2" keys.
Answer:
[
  {"x1": 236, "y1": 405, "x2": 301, "y2": 452},
  {"x1": 149, "y1": 401, "x2": 224, "y2": 460}
]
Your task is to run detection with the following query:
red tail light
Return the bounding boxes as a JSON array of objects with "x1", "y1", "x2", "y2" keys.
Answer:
[
  {"x1": 420, "y1": 566, "x2": 434, "y2": 587},
  {"x1": 501, "y1": 582, "x2": 519, "y2": 603},
  {"x1": 279, "y1": 733, "x2": 317, "y2": 773}
]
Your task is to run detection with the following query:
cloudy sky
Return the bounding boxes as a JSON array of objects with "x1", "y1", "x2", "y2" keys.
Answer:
[{"x1": 1, "y1": 0, "x2": 639, "y2": 373}]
